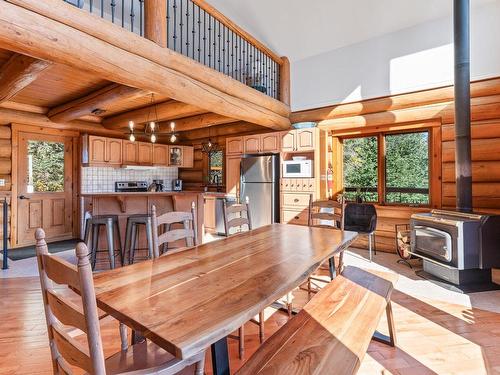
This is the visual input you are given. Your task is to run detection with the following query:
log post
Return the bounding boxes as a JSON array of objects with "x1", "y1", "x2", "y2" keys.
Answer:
[
  {"x1": 279, "y1": 57, "x2": 291, "y2": 107},
  {"x1": 144, "y1": 0, "x2": 167, "y2": 48}
]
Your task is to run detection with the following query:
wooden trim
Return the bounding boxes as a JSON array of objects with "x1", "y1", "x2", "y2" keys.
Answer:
[
  {"x1": 279, "y1": 57, "x2": 290, "y2": 106},
  {"x1": 378, "y1": 134, "x2": 386, "y2": 204},
  {"x1": 190, "y1": 0, "x2": 282, "y2": 64},
  {"x1": 4, "y1": 0, "x2": 290, "y2": 119},
  {"x1": 11, "y1": 125, "x2": 18, "y2": 247},
  {"x1": 48, "y1": 84, "x2": 146, "y2": 123},
  {"x1": 0, "y1": 53, "x2": 51, "y2": 103},
  {"x1": 431, "y1": 125, "x2": 443, "y2": 209}
]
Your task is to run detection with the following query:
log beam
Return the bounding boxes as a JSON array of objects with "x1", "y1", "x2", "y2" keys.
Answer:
[
  {"x1": 102, "y1": 100, "x2": 205, "y2": 129},
  {"x1": 48, "y1": 84, "x2": 146, "y2": 123},
  {"x1": 160, "y1": 113, "x2": 236, "y2": 132},
  {"x1": 0, "y1": 0, "x2": 291, "y2": 129},
  {"x1": 0, "y1": 53, "x2": 51, "y2": 103},
  {"x1": 177, "y1": 121, "x2": 266, "y2": 141},
  {"x1": 144, "y1": 0, "x2": 167, "y2": 47},
  {"x1": 279, "y1": 56, "x2": 291, "y2": 106}
]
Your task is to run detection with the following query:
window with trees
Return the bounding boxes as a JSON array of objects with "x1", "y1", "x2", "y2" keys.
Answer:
[{"x1": 342, "y1": 131, "x2": 430, "y2": 205}]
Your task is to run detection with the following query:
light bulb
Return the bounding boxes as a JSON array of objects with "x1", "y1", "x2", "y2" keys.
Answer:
[
  {"x1": 170, "y1": 122, "x2": 175, "y2": 131},
  {"x1": 170, "y1": 134, "x2": 177, "y2": 143},
  {"x1": 151, "y1": 134, "x2": 157, "y2": 143},
  {"x1": 129, "y1": 133, "x2": 136, "y2": 142},
  {"x1": 128, "y1": 121, "x2": 134, "y2": 130},
  {"x1": 208, "y1": 140, "x2": 212, "y2": 148},
  {"x1": 150, "y1": 121, "x2": 156, "y2": 131}
]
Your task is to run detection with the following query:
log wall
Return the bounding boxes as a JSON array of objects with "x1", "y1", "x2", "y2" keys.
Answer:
[
  {"x1": 0, "y1": 125, "x2": 12, "y2": 250},
  {"x1": 292, "y1": 77, "x2": 500, "y2": 254}
]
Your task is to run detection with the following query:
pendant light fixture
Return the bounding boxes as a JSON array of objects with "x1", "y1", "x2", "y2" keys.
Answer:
[
  {"x1": 144, "y1": 94, "x2": 160, "y2": 144},
  {"x1": 168, "y1": 121, "x2": 178, "y2": 143},
  {"x1": 201, "y1": 126, "x2": 220, "y2": 154},
  {"x1": 128, "y1": 121, "x2": 136, "y2": 142}
]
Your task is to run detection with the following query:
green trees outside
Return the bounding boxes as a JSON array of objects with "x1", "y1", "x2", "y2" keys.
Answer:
[
  {"x1": 28, "y1": 140, "x2": 65, "y2": 192},
  {"x1": 343, "y1": 132, "x2": 429, "y2": 204}
]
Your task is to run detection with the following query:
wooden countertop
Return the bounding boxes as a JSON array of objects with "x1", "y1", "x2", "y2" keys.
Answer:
[{"x1": 80, "y1": 191, "x2": 228, "y2": 197}]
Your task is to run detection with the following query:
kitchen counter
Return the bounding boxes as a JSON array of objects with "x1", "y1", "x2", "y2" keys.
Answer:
[{"x1": 80, "y1": 191, "x2": 228, "y2": 197}]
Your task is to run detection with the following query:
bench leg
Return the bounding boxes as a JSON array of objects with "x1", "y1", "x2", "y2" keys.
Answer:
[
  {"x1": 258, "y1": 311, "x2": 265, "y2": 343},
  {"x1": 372, "y1": 301, "x2": 397, "y2": 347},
  {"x1": 328, "y1": 256, "x2": 337, "y2": 280},
  {"x1": 238, "y1": 325, "x2": 245, "y2": 359}
]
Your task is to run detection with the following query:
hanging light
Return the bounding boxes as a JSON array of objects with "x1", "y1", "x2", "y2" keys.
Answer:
[
  {"x1": 142, "y1": 94, "x2": 160, "y2": 144},
  {"x1": 167, "y1": 121, "x2": 178, "y2": 144},
  {"x1": 151, "y1": 133, "x2": 157, "y2": 143},
  {"x1": 201, "y1": 126, "x2": 220, "y2": 154},
  {"x1": 128, "y1": 121, "x2": 136, "y2": 142}
]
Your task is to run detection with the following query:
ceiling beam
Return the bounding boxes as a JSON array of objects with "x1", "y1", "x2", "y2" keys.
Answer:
[
  {"x1": 177, "y1": 121, "x2": 266, "y2": 141},
  {"x1": 159, "y1": 113, "x2": 236, "y2": 132},
  {"x1": 102, "y1": 100, "x2": 206, "y2": 129},
  {"x1": 0, "y1": 53, "x2": 51, "y2": 103},
  {"x1": 0, "y1": 1, "x2": 291, "y2": 130},
  {"x1": 48, "y1": 83, "x2": 146, "y2": 123}
]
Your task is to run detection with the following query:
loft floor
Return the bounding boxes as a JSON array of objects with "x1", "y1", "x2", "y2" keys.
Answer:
[{"x1": 1, "y1": 249, "x2": 499, "y2": 374}]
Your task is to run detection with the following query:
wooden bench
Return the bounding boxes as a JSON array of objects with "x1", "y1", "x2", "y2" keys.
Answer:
[{"x1": 236, "y1": 266, "x2": 398, "y2": 375}]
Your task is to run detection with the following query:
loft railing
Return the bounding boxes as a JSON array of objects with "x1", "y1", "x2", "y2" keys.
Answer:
[{"x1": 63, "y1": 0, "x2": 283, "y2": 101}]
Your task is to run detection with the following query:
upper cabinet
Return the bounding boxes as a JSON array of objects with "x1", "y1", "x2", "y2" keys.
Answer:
[
  {"x1": 280, "y1": 129, "x2": 315, "y2": 152},
  {"x1": 83, "y1": 135, "x2": 122, "y2": 166},
  {"x1": 226, "y1": 137, "x2": 244, "y2": 155},
  {"x1": 244, "y1": 135, "x2": 260, "y2": 153},
  {"x1": 242, "y1": 133, "x2": 280, "y2": 154},
  {"x1": 83, "y1": 135, "x2": 194, "y2": 168}
]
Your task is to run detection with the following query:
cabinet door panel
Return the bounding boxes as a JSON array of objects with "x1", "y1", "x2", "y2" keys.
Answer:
[
  {"x1": 226, "y1": 137, "x2": 243, "y2": 155},
  {"x1": 226, "y1": 156, "x2": 241, "y2": 197},
  {"x1": 138, "y1": 143, "x2": 153, "y2": 165},
  {"x1": 153, "y1": 145, "x2": 168, "y2": 165},
  {"x1": 181, "y1": 146, "x2": 194, "y2": 168},
  {"x1": 297, "y1": 129, "x2": 315, "y2": 151},
  {"x1": 280, "y1": 131, "x2": 296, "y2": 152},
  {"x1": 261, "y1": 133, "x2": 280, "y2": 152},
  {"x1": 169, "y1": 146, "x2": 183, "y2": 166},
  {"x1": 281, "y1": 209, "x2": 308, "y2": 225},
  {"x1": 244, "y1": 135, "x2": 260, "y2": 153},
  {"x1": 106, "y1": 139, "x2": 122, "y2": 165},
  {"x1": 122, "y1": 141, "x2": 138, "y2": 165},
  {"x1": 89, "y1": 136, "x2": 106, "y2": 163}
]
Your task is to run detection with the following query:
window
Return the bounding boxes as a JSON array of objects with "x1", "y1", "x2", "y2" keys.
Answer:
[
  {"x1": 27, "y1": 140, "x2": 65, "y2": 193},
  {"x1": 208, "y1": 150, "x2": 223, "y2": 185},
  {"x1": 343, "y1": 136, "x2": 378, "y2": 202},
  {"x1": 342, "y1": 131, "x2": 430, "y2": 205},
  {"x1": 385, "y1": 132, "x2": 429, "y2": 205}
]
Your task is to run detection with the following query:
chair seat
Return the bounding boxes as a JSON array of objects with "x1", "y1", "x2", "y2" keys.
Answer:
[
  {"x1": 344, "y1": 224, "x2": 372, "y2": 233},
  {"x1": 102, "y1": 341, "x2": 198, "y2": 375}
]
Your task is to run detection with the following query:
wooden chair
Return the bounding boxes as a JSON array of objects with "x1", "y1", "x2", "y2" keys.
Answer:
[
  {"x1": 305, "y1": 195, "x2": 347, "y2": 296},
  {"x1": 236, "y1": 266, "x2": 398, "y2": 375},
  {"x1": 222, "y1": 197, "x2": 265, "y2": 359},
  {"x1": 35, "y1": 228, "x2": 205, "y2": 375},
  {"x1": 151, "y1": 203, "x2": 197, "y2": 259}
]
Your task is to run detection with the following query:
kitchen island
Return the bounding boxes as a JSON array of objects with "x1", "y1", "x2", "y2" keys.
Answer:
[{"x1": 80, "y1": 191, "x2": 227, "y2": 248}]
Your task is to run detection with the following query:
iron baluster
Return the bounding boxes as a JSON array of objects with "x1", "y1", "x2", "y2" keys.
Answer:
[
  {"x1": 139, "y1": 0, "x2": 144, "y2": 37},
  {"x1": 173, "y1": 0, "x2": 177, "y2": 51},
  {"x1": 186, "y1": 0, "x2": 190, "y2": 56},
  {"x1": 166, "y1": 0, "x2": 170, "y2": 48},
  {"x1": 197, "y1": 6, "x2": 201, "y2": 62},
  {"x1": 179, "y1": 0, "x2": 183, "y2": 54},
  {"x1": 130, "y1": 0, "x2": 135, "y2": 33},
  {"x1": 111, "y1": 0, "x2": 116, "y2": 23}
]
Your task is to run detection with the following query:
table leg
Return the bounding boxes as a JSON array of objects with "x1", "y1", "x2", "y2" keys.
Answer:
[{"x1": 211, "y1": 337, "x2": 230, "y2": 375}]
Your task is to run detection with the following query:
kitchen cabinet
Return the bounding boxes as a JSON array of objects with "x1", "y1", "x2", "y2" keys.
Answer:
[
  {"x1": 280, "y1": 129, "x2": 315, "y2": 152},
  {"x1": 137, "y1": 142, "x2": 153, "y2": 165},
  {"x1": 153, "y1": 144, "x2": 169, "y2": 165},
  {"x1": 244, "y1": 135, "x2": 260, "y2": 153},
  {"x1": 83, "y1": 135, "x2": 122, "y2": 166},
  {"x1": 226, "y1": 137, "x2": 243, "y2": 155},
  {"x1": 181, "y1": 146, "x2": 194, "y2": 168},
  {"x1": 122, "y1": 141, "x2": 138, "y2": 165},
  {"x1": 280, "y1": 131, "x2": 296, "y2": 152},
  {"x1": 261, "y1": 133, "x2": 280, "y2": 152},
  {"x1": 204, "y1": 196, "x2": 216, "y2": 234},
  {"x1": 226, "y1": 155, "x2": 242, "y2": 197},
  {"x1": 169, "y1": 146, "x2": 183, "y2": 167}
]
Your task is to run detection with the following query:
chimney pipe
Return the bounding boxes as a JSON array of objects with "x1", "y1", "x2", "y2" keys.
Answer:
[{"x1": 454, "y1": 0, "x2": 473, "y2": 212}]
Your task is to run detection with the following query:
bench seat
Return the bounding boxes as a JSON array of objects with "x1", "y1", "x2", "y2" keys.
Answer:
[{"x1": 236, "y1": 266, "x2": 398, "y2": 375}]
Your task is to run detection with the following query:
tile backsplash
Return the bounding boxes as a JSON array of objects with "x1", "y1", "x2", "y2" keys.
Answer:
[{"x1": 81, "y1": 166, "x2": 178, "y2": 193}]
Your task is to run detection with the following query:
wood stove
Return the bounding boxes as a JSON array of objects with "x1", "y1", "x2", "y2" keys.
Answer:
[{"x1": 410, "y1": 209, "x2": 500, "y2": 286}]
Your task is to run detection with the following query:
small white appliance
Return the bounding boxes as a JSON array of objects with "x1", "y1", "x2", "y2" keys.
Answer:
[{"x1": 282, "y1": 159, "x2": 313, "y2": 178}]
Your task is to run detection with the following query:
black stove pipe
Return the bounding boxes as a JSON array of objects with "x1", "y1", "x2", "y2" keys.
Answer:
[{"x1": 454, "y1": 0, "x2": 473, "y2": 213}]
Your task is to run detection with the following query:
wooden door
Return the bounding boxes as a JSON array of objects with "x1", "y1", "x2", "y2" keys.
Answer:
[
  {"x1": 296, "y1": 129, "x2": 315, "y2": 151},
  {"x1": 226, "y1": 137, "x2": 243, "y2": 155},
  {"x1": 89, "y1": 136, "x2": 106, "y2": 163},
  {"x1": 122, "y1": 141, "x2": 138, "y2": 164},
  {"x1": 281, "y1": 131, "x2": 296, "y2": 152},
  {"x1": 244, "y1": 135, "x2": 260, "y2": 153},
  {"x1": 226, "y1": 156, "x2": 242, "y2": 198},
  {"x1": 261, "y1": 133, "x2": 280, "y2": 152},
  {"x1": 17, "y1": 132, "x2": 74, "y2": 246},
  {"x1": 138, "y1": 143, "x2": 153, "y2": 165},
  {"x1": 106, "y1": 138, "x2": 122, "y2": 165},
  {"x1": 181, "y1": 146, "x2": 194, "y2": 168},
  {"x1": 153, "y1": 144, "x2": 168, "y2": 165}
]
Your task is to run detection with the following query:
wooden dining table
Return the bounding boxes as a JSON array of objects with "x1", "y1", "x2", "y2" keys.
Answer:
[{"x1": 92, "y1": 223, "x2": 357, "y2": 375}]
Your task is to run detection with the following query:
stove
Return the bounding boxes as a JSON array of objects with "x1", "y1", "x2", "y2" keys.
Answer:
[
  {"x1": 410, "y1": 209, "x2": 500, "y2": 287},
  {"x1": 115, "y1": 181, "x2": 148, "y2": 192}
]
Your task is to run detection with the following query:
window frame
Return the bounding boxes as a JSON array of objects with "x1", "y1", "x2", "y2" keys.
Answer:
[{"x1": 340, "y1": 128, "x2": 433, "y2": 208}]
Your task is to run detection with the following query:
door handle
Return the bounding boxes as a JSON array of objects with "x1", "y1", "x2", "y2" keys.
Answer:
[{"x1": 18, "y1": 195, "x2": 30, "y2": 200}]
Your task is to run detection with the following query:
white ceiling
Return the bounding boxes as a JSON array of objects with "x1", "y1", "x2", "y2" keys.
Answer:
[{"x1": 207, "y1": 0, "x2": 497, "y2": 62}]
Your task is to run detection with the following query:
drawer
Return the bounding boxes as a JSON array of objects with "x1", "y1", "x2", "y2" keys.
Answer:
[
  {"x1": 282, "y1": 193, "x2": 311, "y2": 207},
  {"x1": 281, "y1": 209, "x2": 309, "y2": 226},
  {"x1": 281, "y1": 178, "x2": 302, "y2": 192}
]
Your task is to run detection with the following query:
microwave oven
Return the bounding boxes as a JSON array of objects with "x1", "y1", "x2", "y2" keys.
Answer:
[{"x1": 282, "y1": 160, "x2": 313, "y2": 178}]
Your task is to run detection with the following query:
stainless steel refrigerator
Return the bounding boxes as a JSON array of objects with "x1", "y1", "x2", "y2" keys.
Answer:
[{"x1": 240, "y1": 154, "x2": 280, "y2": 229}]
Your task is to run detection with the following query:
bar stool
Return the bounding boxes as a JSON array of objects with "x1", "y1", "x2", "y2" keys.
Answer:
[
  {"x1": 125, "y1": 214, "x2": 154, "y2": 264},
  {"x1": 84, "y1": 214, "x2": 123, "y2": 270}
]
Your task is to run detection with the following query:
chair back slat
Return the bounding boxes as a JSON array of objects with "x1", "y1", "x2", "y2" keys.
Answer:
[
  {"x1": 35, "y1": 229, "x2": 106, "y2": 375},
  {"x1": 46, "y1": 290, "x2": 87, "y2": 333},
  {"x1": 223, "y1": 197, "x2": 252, "y2": 236},
  {"x1": 52, "y1": 324, "x2": 93, "y2": 373},
  {"x1": 151, "y1": 203, "x2": 197, "y2": 258},
  {"x1": 308, "y1": 195, "x2": 346, "y2": 230},
  {"x1": 43, "y1": 255, "x2": 80, "y2": 290}
]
